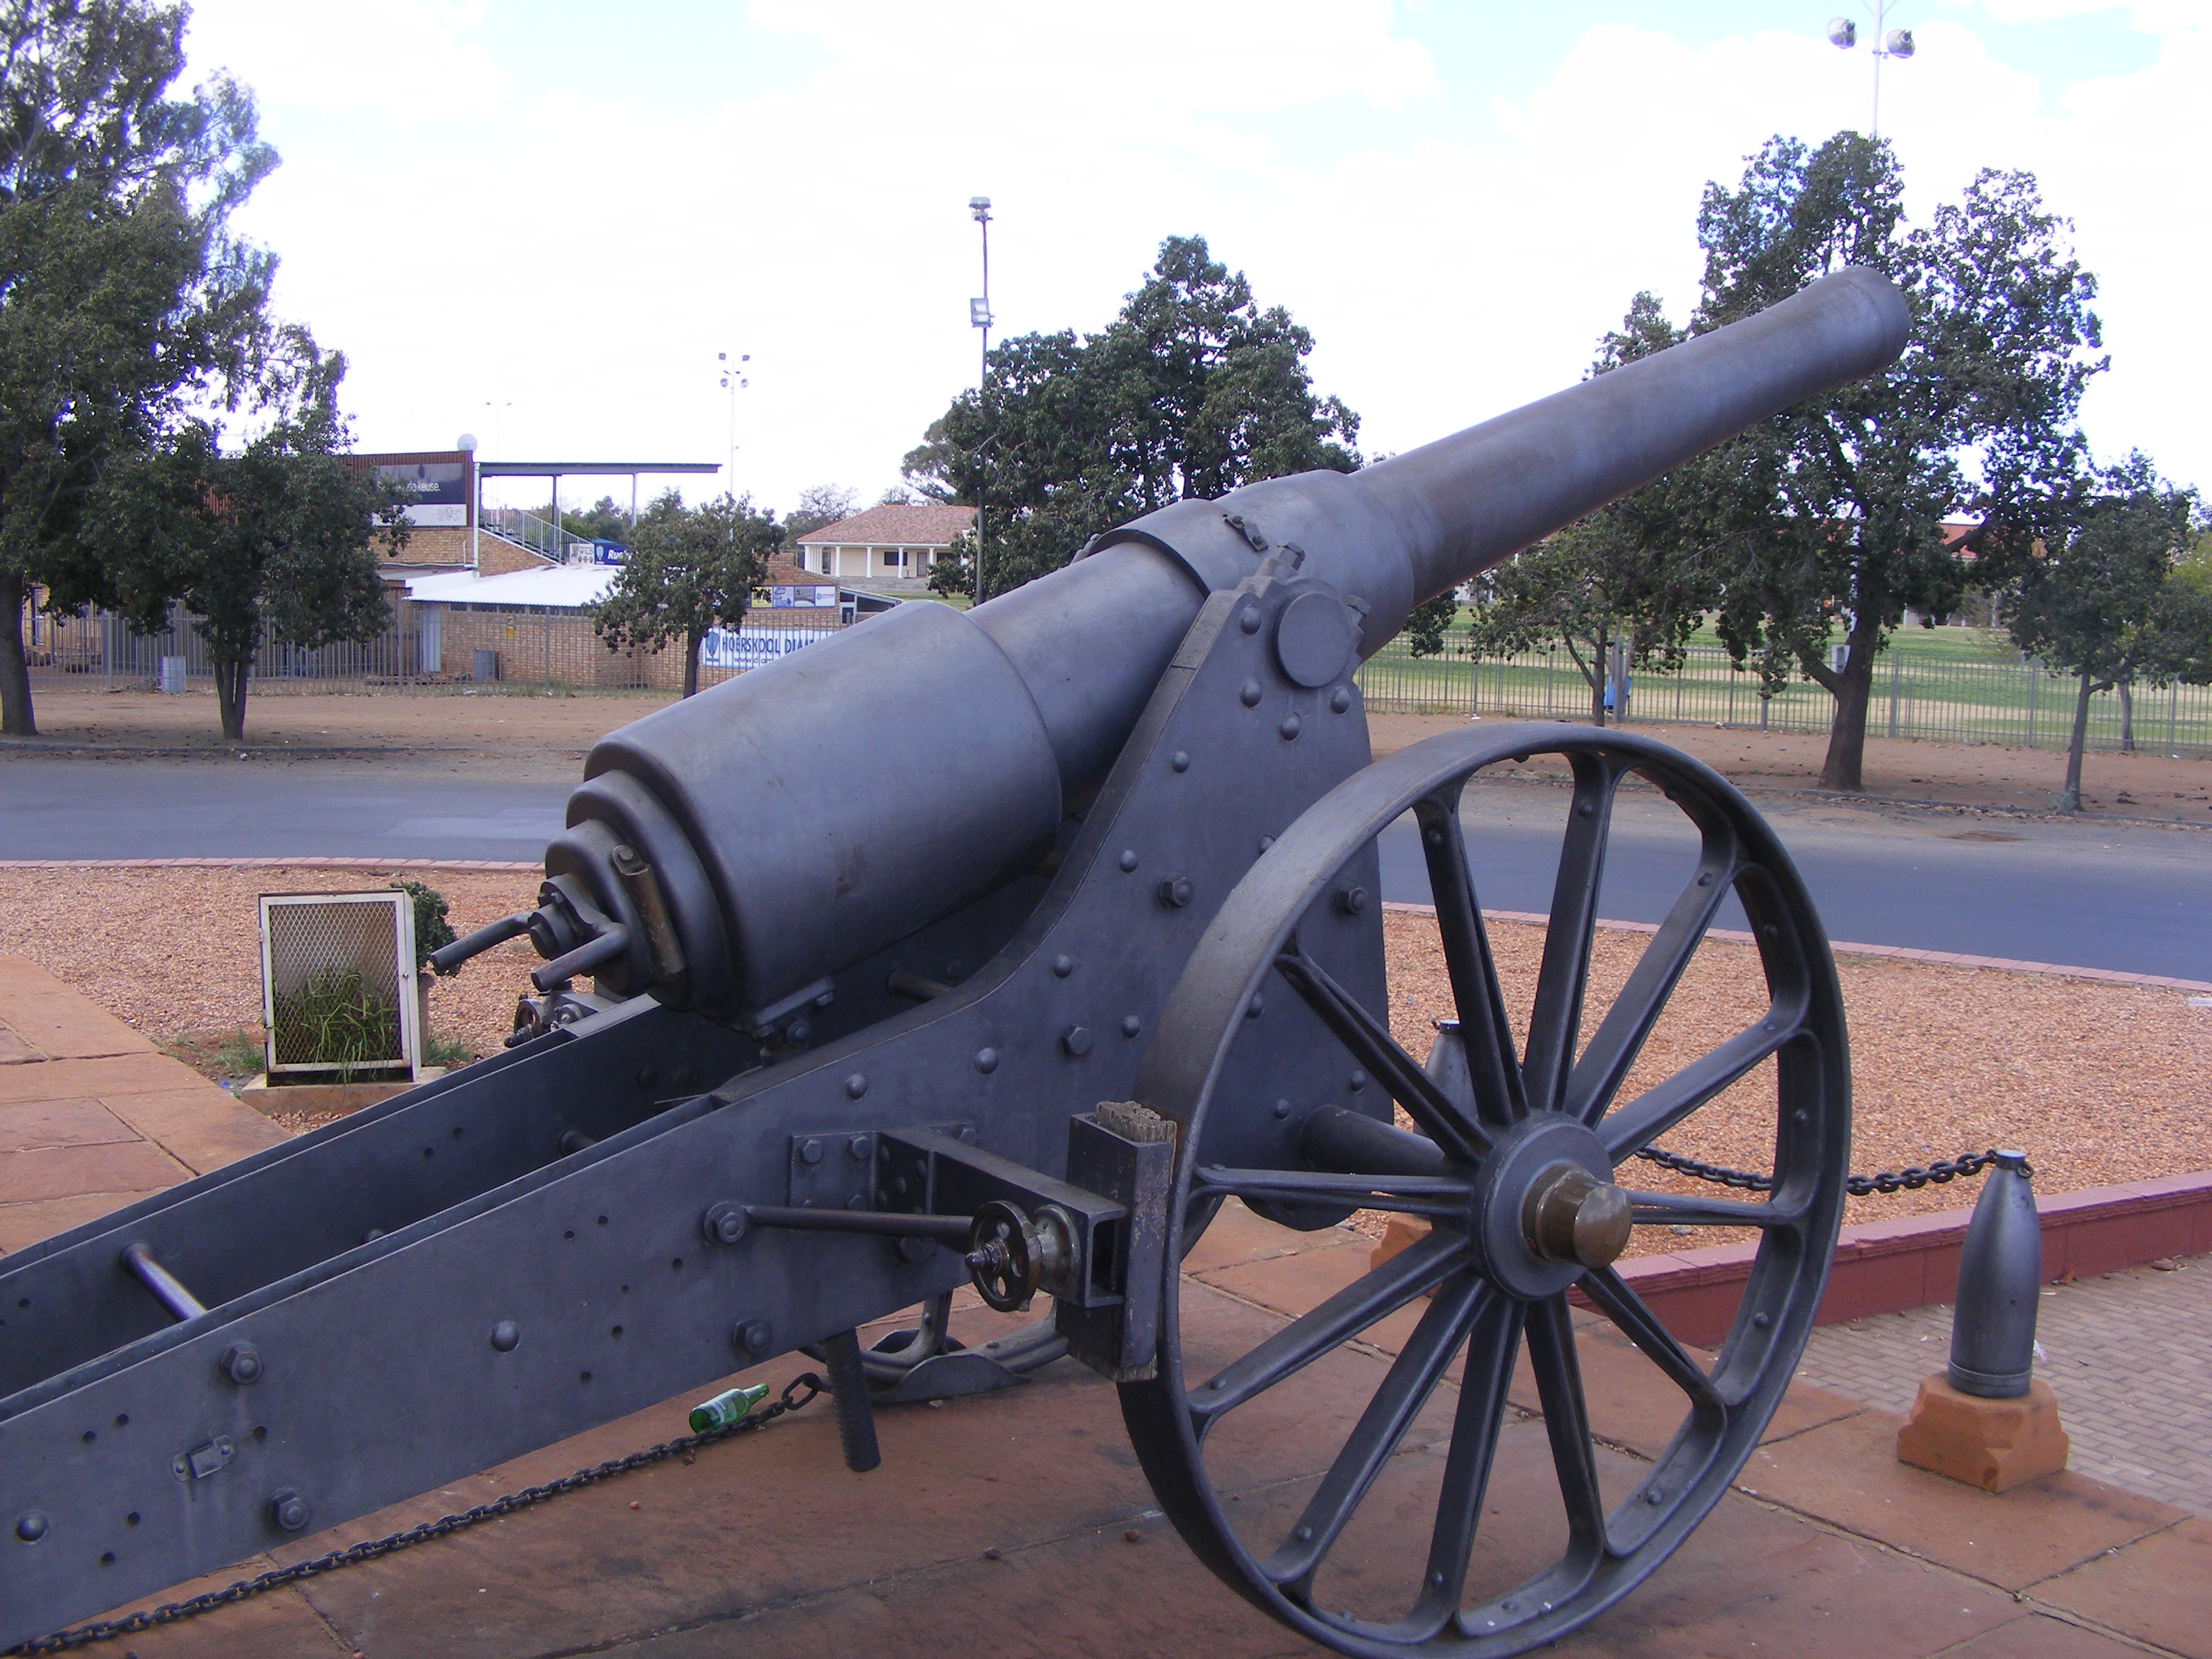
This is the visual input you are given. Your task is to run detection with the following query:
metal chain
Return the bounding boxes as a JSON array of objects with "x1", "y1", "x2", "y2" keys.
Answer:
[
  {"x1": 10, "y1": 1373, "x2": 824, "y2": 1655},
  {"x1": 1637, "y1": 1145, "x2": 2026, "y2": 1197}
]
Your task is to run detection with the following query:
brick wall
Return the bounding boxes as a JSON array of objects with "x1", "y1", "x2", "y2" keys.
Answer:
[
  {"x1": 423, "y1": 604, "x2": 840, "y2": 692},
  {"x1": 386, "y1": 526, "x2": 475, "y2": 566},
  {"x1": 476, "y1": 534, "x2": 554, "y2": 577}
]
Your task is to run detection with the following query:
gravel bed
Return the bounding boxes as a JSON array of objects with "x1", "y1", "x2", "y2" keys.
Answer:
[
  {"x1": 1381, "y1": 911, "x2": 2212, "y2": 1256},
  {"x1": 0, "y1": 871, "x2": 2202, "y2": 1259}
]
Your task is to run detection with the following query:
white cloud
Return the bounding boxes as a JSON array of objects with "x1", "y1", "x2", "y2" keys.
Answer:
[{"x1": 177, "y1": 1, "x2": 2212, "y2": 511}]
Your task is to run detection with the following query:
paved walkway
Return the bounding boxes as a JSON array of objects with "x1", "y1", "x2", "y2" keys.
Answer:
[
  {"x1": 1800, "y1": 1254, "x2": 2212, "y2": 1519},
  {"x1": 0, "y1": 953, "x2": 286, "y2": 1252},
  {"x1": 53, "y1": 1205, "x2": 2209, "y2": 1658}
]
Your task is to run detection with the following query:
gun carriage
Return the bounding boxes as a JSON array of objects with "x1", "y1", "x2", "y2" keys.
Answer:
[{"x1": 0, "y1": 270, "x2": 1906, "y2": 1656}]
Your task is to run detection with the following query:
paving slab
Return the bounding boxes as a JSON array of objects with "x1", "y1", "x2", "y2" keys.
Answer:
[
  {"x1": 1740, "y1": 1407, "x2": 2185, "y2": 1592},
  {"x1": 2033, "y1": 1516, "x2": 2212, "y2": 1659},
  {"x1": 26, "y1": 1193, "x2": 2203, "y2": 1658},
  {"x1": 0, "y1": 955, "x2": 288, "y2": 1256}
]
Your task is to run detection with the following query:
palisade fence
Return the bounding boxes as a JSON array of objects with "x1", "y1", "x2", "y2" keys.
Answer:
[
  {"x1": 1354, "y1": 637, "x2": 2212, "y2": 760},
  {"x1": 23, "y1": 604, "x2": 423, "y2": 688}
]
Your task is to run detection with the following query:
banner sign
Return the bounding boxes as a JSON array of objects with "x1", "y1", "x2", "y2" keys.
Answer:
[
  {"x1": 376, "y1": 461, "x2": 469, "y2": 528},
  {"x1": 698, "y1": 626, "x2": 837, "y2": 670},
  {"x1": 767, "y1": 584, "x2": 838, "y2": 609}
]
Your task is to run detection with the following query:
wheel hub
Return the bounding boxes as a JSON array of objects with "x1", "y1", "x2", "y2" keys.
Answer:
[{"x1": 1473, "y1": 1113, "x2": 1625, "y2": 1298}]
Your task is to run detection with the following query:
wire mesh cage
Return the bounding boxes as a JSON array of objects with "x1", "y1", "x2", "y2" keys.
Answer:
[{"x1": 258, "y1": 892, "x2": 421, "y2": 1078}]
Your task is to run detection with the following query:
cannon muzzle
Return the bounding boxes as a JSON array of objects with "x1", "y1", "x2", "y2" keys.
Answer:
[{"x1": 511, "y1": 269, "x2": 1906, "y2": 1026}]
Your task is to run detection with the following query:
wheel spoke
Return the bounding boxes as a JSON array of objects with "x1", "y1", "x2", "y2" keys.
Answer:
[
  {"x1": 1522, "y1": 755, "x2": 1624, "y2": 1116},
  {"x1": 1192, "y1": 1228, "x2": 1471, "y2": 1427},
  {"x1": 1576, "y1": 1266, "x2": 1722, "y2": 1412},
  {"x1": 1624, "y1": 1190, "x2": 1803, "y2": 1231},
  {"x1": 1276, "y1": 948, "x2": 1490, "y2": 1163},
  {"x1": 1413, "y1": 791, "x2": 1524, "y2": 1128},
  {"x1": 1598, "y1": 1011, "x2": 1801, "y2": 1163},
  {"x1": 1193, "y1": 1167, "x2": 1474, "y2": 1218},
  {"x1": 1525, "y1": 1295, "x2": 1609, "y2": 1555},
  {"x1": 1408, "y1": 1290, "x2": 1525, "y2": 1631},
  {"x1": 1263, "y1": 1270, "x2": 1488, "y2": 1588},
  {"x1": 1563, "y1": 832, "x2": 1737, "y2": 1126}
]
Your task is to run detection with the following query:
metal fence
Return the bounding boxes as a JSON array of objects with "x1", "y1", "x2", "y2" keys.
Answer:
[
  {"x1": 1355, "y1": 638, "x2": 2212, "y2": 760},
  {"x1": 23, "y1": 605, "x2": 423, "y2": 689}
]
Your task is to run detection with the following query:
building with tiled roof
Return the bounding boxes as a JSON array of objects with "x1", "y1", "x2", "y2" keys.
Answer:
[{"x1": 793, "y1": 503, "x2": 976, "y2": 587}]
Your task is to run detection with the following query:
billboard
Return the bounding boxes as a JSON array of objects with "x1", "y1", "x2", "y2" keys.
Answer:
[{"x1": 376, "y1": 460, "x2": 469, "y2": 528}]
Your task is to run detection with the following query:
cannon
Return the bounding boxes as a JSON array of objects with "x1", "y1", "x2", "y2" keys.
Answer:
[{"x1": 0, "y1": 269, "x2": 1905, "y2": 1655}]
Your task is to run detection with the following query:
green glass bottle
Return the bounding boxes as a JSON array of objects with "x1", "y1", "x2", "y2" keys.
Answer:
[{"x1": 688, "y1": 1382, "x2": 769, "y2": 1434}]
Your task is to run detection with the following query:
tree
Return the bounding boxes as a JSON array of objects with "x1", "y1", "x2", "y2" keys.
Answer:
[
  {"x1": 1689, "y1": 133, "x2": 2103, "y2": 790},
  {"x1": 905, "y1": 235, "x2": 1360, "y2": 601},
  {"x1": 1451, "y1": 295, "x2": 1720, "y2": 724},
  {"x1": 560, "y1": 495, "x2": 631, "y2": 544},
  {"x1": 92, "y1": 330, "x2": 408, "y2": 740},
  {"x1": 784, "y1": 483, "x2": 857, "y2": 541},
  {"x1": 2005, "y1": 454, "x2": 2206, "y2": 811},
  {"x1": 0, "y1": 0, "x2": 276, "y2": 736},
  {"x1": 587, "y1": 490, "x2": 781, "y2": 697}
]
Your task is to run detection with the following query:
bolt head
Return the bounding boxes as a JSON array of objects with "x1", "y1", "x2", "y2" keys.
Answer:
[
  {"x1": 702, "y1": 1202, "x2": 748, "y2": 1246},
  {"x1": 1239, "y1": 608, "x2": 1262, "y2": 634},
  {"x1": 1052, "y1": 953, "x2": 1075, "y2": 977},
  {"x1": 1171, "y1": 750, "x2": 1190, "y2": 773},
  {"x1": 799, "y1": 1138, "x2": 824, "y2": 1165},
  {"x1": 974, "y1": 1047, "x2": 1000, "y2": 1074},
  {"x1": 1121, "y1": 1015, "x2": 1142, "y2": 1038},
  {"x1": 1329, "y1": 686, "x2": 1352, "y2": 713},
  {"x1": 1278, "y1": 713, "x2": 1301, "y2": 740},
  {"x1": 220, "y1": 1343, "x2": 264, "y2": 1386},
  {"x1": 846, "y1": 1134, "x2": 872, "y2": 1161},
  {"x1": 1118, "y1": 849, "x2": 1140, "y2": 873},
  {"x1": 269, "y1": 1489, "x2": 311, "y2": 1534},
  {"x1": 489, "y1": 1320, "x2": 521, "y2": 1352},
  {"x1": 1239, "y1": 677, "x2": 1263, "y2": 707},
  {"x1": 14, "y1": 1512, "x2": 46, "y2": 1543},
  {"x1": 735, "y1": 1318, "x2": 773, "y2": 1356},
  {"x1": 1334, "y1": 884, "x2": 1369, "y2": 915},
  {"x1": 845, "y1": 1073, "x2": 868, "y2": 1099},
  {"x1": 1063, "y1": 1025, "x2": 1093, "y2": 1057}
]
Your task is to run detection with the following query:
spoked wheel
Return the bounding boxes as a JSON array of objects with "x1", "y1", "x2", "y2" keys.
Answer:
[{"x1": 1120, "y1": 723, "x2": 1850, "y2": 1658}]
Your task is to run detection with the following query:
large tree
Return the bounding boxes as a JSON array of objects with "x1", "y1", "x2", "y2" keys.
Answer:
[
  {"x1": 587, "y1": 490, "x2": 781, "y2": 697},
  {"x1": 1691, "y1": 133, "x2": 2103, "y2": 790},
  {"x1": 2004, "y1": 454, "x2": 2206, "y2": 811},
  {"x1": 1457, "y1": 295, "x2": 1721, "y2": 724},
  {"x1": 904, "y1": 235, "x2": 1360, "y2": 601},
  {"x1": 91, "y1": 330, "x2": 408, "y2": 740},
  {"x1": 0, "y1": 0, "x2": 275, "y2": 735}
]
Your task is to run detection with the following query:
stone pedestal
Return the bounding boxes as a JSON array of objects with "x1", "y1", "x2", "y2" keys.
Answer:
[
  {"x1": 1896, "y1": 1374, "x2": 2069, "y2": 1493},
  {"x1": 1369, "y1": 1213, "x2": 1430, "y2": 1272}
]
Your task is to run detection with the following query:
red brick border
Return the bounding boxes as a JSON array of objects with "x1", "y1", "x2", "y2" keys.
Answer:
[
  {"x1": 1598, "y1": 1172, "x2": 2212, "y2": 1346},
  {"x1": 1382, "y1": 900, "x2": 2212, "y2": 994}
]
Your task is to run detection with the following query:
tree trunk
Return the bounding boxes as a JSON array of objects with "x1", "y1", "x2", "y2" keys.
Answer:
[
  {"x1": 0, "y1": 569, "x2": 37, "y2": 737},
  {"x1": 1565, "y1": 634, "x2": 1606, "y2": 727},
  {"x1": 1817, "y1": 630, "x2": 1879, "y2": 791},
  {"x1": 2117, "y1": 679, "x2": 2135, "y2": 754},
  {"x1": 2058, "y1": 673, "x2": 2095, "y2": 813},
  {"x1": 213, "y1": 657, "x2": 250, "y2": 742},
  {"x1": 682, "y1": 628, "x2": 701, "y2": 698}
]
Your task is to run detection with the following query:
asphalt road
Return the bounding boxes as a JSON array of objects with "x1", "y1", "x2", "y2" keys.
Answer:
[{"x1": 1, "y1": 760, "x2": 2205, "y2": 980}]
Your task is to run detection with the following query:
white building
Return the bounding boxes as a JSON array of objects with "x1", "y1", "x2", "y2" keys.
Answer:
[{"x1": 793, "y1": 503, "x2": 976, "y2": 586}]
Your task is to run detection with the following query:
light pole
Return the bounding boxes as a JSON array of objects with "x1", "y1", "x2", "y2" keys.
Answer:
[
  {"x1": 717, "y1": 351, "x2": 750, "y2": 500},
  {"x1": 1828, "y1": 4, "x2": 1915, "y2": 138},
  {"x1": 969, "y1": 195, "x2": 992, "y2": 607}
]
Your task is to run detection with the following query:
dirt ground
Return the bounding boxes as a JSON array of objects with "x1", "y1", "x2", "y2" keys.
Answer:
[
  {"x1": 0, "y1": 866, "x2": 2201, "y2": 1251},
  {"x1": 12, "y1": 683, "x2": 2210, "y2": 822}
]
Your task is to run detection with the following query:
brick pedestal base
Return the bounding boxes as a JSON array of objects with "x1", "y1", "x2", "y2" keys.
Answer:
[{"x1": 1896, "y1": 1374, "x2": 2069, "y2": 1493}]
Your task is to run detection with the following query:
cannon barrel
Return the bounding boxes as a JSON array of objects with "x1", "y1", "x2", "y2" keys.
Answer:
[{"x1": 539, "y1": 269, "x2": 1906, "y2": 1025}]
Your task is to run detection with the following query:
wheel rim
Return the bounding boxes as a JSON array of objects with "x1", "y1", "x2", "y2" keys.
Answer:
[{"x1": 1120, "y1": 722, "x2": 1850, "y2": 1658}]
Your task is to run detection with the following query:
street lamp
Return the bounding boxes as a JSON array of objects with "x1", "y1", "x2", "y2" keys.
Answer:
[
  {"x1": 716, "y1": 351, "x2": 750, "y2": 498},
  {"x1": 1828, "y1": 4, "x2": 1915, "y2": 138},
  {"x1": 968, "y1": 195, "x2": 993, "y2": 607}
]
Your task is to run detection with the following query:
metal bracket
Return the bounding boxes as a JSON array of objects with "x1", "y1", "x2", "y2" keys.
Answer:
[{"x1": 1056, "y1": 1105, "x2": 1176, "y2": 1381}]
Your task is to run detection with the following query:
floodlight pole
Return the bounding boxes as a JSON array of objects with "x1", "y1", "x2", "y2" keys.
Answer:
[
  {"x1": 971, "y1": 195, "x2": 993, "y2": 607},
  {"x1": 1828, "y1": 1, "x2": 1914, "y2": 138}
]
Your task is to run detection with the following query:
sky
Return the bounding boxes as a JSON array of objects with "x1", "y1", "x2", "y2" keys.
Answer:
[{"x1": 178, "y1": 0, "x2": 2210, "y2": 518}]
